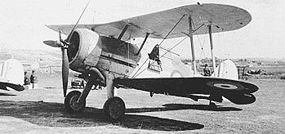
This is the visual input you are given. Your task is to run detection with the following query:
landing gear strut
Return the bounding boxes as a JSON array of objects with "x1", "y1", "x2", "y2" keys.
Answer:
[
  {"x1": 102, "y1": 72, "x2": 125, "y2": 121},
  {"x1": 64, "y1": 71, "x2": 126, "y2": 121}
]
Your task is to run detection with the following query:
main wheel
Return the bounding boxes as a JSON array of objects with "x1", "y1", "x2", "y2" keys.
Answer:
[
  {"x1": 103, "y1": 97, "x2": 125, "y2": 121},
  {"x1": 64, "y1": 90, "x2": 86, "y2": 113}
]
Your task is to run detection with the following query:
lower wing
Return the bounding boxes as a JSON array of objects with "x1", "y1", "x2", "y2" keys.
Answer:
[
  {"x1": 114, "y1": 77, "x2": 258, "y2": 105},
  {"x1": 0, "y1": 82, "x2": 25, "y2": 91}
]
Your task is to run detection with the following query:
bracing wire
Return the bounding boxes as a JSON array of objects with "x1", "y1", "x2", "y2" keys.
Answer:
[
  {"x1": 131, "y1": 59, "x2": 149, "y2": 78},
  {"x1": 160, "y1": 37, "x2": 187, "y2": 58},
  {"x1": 131, "y1": 15, "x2": 186, "y2": 78},
  {"x1": 133, "y1": 37, "x2": 187, "y2": 78},
  {"x1": 197, "y1": 34, "x2": 206, "y2": 58},
  {"x1": 158, "y1": 14, "x2": 186, "y2": 47}
]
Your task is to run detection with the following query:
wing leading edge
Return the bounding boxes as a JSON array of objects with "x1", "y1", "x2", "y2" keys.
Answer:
[
  {"x1": 47, "y1": 3, "x2": 251, "y2": 40},
  {"x1": 114, "y1": 77, "x2": 258, "y2": 105}
]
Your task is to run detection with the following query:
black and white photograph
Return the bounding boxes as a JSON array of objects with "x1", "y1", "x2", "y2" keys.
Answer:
[{"x1": 0, "y1": 0, "x2": 284, "y2": 133}]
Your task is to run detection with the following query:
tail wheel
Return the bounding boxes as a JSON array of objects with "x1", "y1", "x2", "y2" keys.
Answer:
[
  {"x1": 103, "y1": 97, "x2": 125, "y2": 121},
  {"x1": 209, "y1": 101, "x2": 217, "y2": 109},
  {"x1": 64, "y1": 90, "x2": 86, "y2": 113}
]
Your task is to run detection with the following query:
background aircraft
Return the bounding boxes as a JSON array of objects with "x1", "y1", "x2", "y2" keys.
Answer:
[
  {"x1": 44, "y1": 3, "x2": 258, "y2": 120},
  {"x1": 0, "y1": 59, "x2": 25, "y2": 92}
]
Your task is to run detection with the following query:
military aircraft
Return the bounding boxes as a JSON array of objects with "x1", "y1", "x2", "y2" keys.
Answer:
[
  {"x1": 44, "y1": 3, "x2": 258, "y2": 120},
  {"x1": 0, "y1": 59, "x2": 25, "y2": 92}
]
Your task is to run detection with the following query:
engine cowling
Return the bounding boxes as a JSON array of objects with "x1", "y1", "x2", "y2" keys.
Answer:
[{"x1": 68, "y1": 28, "x2": 101, "y2": 73}]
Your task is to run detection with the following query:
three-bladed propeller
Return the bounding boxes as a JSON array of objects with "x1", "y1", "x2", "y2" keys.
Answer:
[{"x1": 43, "y1": 0, "x2": 90, "y2": 97}]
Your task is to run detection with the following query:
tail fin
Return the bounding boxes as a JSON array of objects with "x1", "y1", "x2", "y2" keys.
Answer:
[
  {"x1": 2, "y1": 59, "x2": 24, "y2": 85},
  {"x1": 214, "y1": 60, "x2": 238, "y2": 80}
]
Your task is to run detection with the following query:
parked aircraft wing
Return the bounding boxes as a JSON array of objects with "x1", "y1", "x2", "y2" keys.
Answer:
[
  {"x1": 114, "y1": 77, "x2": 258, "y2": 104},
  {"x1": 47, "y1": 3, "x2": 251, "y2": 40},
  {"x1": 0, "y1": 82, "x2": 25, "y2": 91}
]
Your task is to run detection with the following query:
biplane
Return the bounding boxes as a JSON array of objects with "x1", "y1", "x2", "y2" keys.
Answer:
[
  {"x1": 43, "y1": 2, "x2": 258, "y2": 120},
  {"x1": 0, "y1": 59, "x2": 25, "y2": 92}
]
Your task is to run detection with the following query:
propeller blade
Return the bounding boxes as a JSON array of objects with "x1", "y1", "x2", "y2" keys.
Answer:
[
  {"x1": 43, "y1": 40, "x2": 61, "y2": 47},
  {"x1": 61, "y1": 48, "x2": 69, "y2": 97},
  {"x1": 66, "y1": 0, "x2": 91, "y2": 42}
]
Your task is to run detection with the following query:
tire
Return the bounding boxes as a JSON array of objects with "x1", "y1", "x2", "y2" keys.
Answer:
[
  {"x1": 209, "y1": 101, "x2": 217, "y2": 109},
  {"x1": 64, "y1": 90, "x2": 86, "y2": 113},
  {"x1": 103, "y1": 97, "x2": 126, "y2": 121}
]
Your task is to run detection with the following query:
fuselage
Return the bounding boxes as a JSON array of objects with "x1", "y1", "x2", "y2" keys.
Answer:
[{"x1": 66, "y1": 28, "x2": 141, "y2": 80}]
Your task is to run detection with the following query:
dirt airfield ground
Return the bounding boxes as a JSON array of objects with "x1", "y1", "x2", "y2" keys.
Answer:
[{"x1": 0, "y1": 74, "x2": 285, "y2": 134}]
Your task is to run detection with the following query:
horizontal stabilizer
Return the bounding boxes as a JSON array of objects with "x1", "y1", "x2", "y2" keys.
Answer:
[{"x1": 223, "y1": 93, "x2": 256, "y2": 104}]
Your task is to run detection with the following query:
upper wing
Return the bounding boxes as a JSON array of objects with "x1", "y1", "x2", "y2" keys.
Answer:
[
  {"x1": 47, "y1": 3, "x2": 251, "y2": 40},
  {"x1": 114, "y1": 77, "x2": 258, "y2": 104}
]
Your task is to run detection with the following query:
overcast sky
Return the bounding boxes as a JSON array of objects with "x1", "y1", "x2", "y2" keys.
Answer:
[{"x1": 0, "y1": 0, "x2": 284, "y2": 59}]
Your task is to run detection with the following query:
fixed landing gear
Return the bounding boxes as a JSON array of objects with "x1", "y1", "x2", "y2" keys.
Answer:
[
  {"x1": 64, "y1": 72, "x2": 125, "y2": 121},
  {"x1": 64, "y1": 90, "x2": 86, "y2": 113},
  {"x1": 64, "y1": 77, "x2": 95, "y2": 113},
  {"x1": 103, "y1": 96, "x2": 126, "y2": 121},
  {"x1": 64, "y1": 90, "x2": 126, "y2": 121}
]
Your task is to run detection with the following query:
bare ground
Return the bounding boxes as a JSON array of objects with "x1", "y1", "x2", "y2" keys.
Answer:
[{"x1": 0, "y1": 76, "x2": 285, "y2": 134}]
